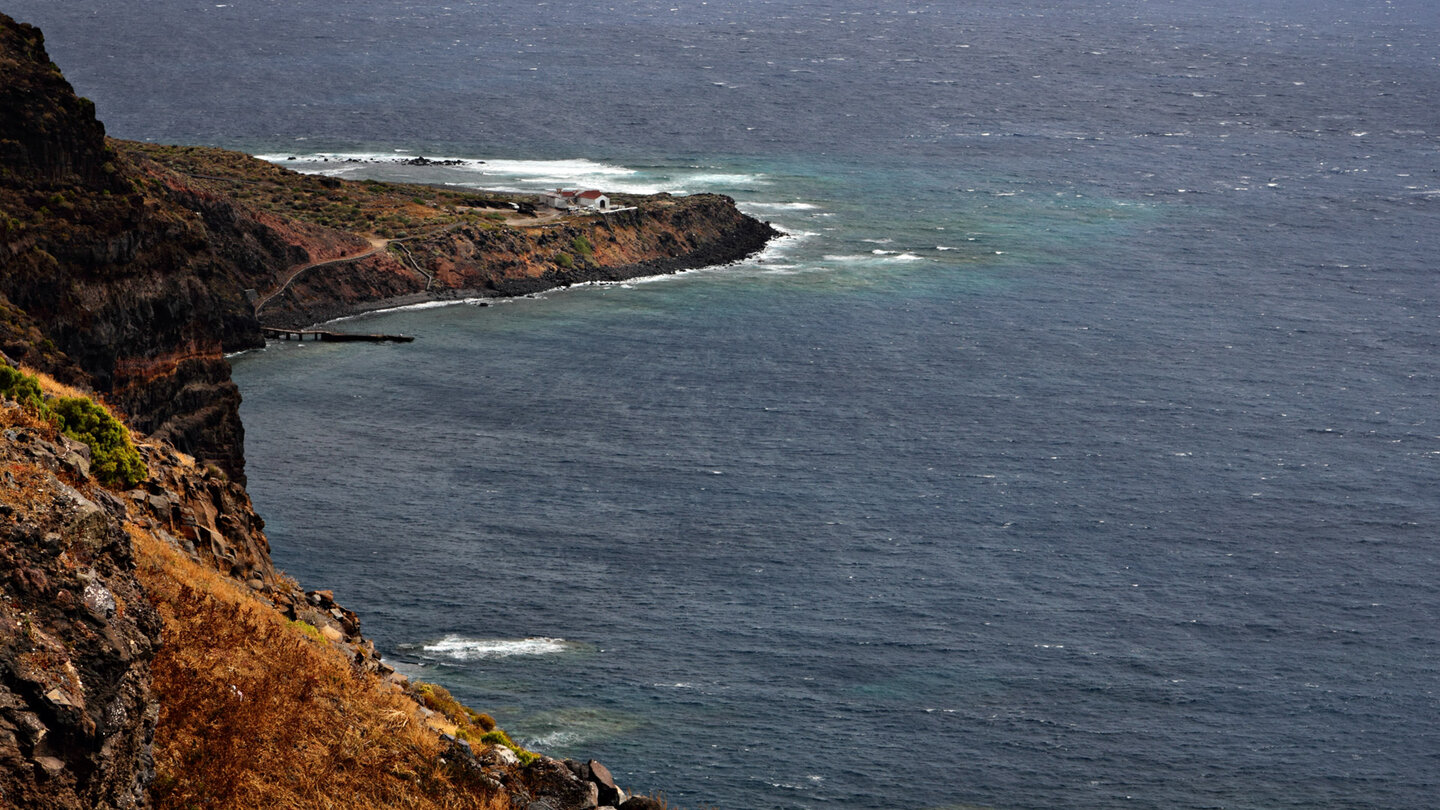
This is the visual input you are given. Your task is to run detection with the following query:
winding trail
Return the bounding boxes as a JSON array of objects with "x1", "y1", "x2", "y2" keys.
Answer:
[{"x1": 252, "y1": 238, "x2": 389, "y2": 317}]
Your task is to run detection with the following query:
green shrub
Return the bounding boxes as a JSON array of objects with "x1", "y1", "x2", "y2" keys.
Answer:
[
  {"x1": 0, "y1": 368, "x2": 147, "y2": 487},
  {"x1": 0, "y1": 365, "x2": 44, "y2": 410},
  {"x1": 49, "y1": 395, "x2": 147, "y2": 487},
  {"x1": 554, "y1": 252, "x2": 574, "y2": 268},
  {"x1": 286, "y1": 619, "x2": 325, "y2": 643},
  {"x1": 477, "y1": 727, "x2": 536, "y2": 763},
  {"x1": 479, "y1": 730, "x2": 514, "y2": 748},
  {"x1": 571, "y1": 235, "x2": 593, "y2": 260}
]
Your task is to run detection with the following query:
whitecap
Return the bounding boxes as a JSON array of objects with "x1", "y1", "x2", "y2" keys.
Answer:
[
  {"x1": 468, "y1": 157, "x2": 639, "y2": 178},
  {"x1": 742, "y1": 201, "x2": 821, "y2": 211},
  {"x1": 530, "y1": 730, "x2": 585, "y2": 748},
  {"x1": 255, "y1": 150, "x2": 480, "y2": 166},
  {"x1": 680, "y1": 172, "x2": 767, "y2": 188},
  {"x1": 744, "y1": 229, "x2": 817, "y2": 265},
  {"x1": 421, "y1": 635, "x2": 572, "y2": 660},
  {"x1": 323, "y1": 298, "x2": 484, "y2": 325}
]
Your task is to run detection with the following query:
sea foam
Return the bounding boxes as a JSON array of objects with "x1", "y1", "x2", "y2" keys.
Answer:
[{"x1": 421, "y1": 635, "x2": 572, "y2": 660}]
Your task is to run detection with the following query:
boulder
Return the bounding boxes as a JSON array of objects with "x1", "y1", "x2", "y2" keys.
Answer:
[
  {"x1": 522, "y1": 756, "x2": 599, "y2": 810},
  {"x1": 588, "y1": 759, "x2": 621, "y2": 806},
  {"x1": 563, "y1": 758, "x2": 591, "y2": 782},
  {"x1": 481, "y1": 744, "x2": 520, "y2": 768}
]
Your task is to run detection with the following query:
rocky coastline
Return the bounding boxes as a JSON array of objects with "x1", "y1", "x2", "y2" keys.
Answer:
[
  {"x1": 1, "y1": 12, "x2": 775, "y2": 808},
  {"x1": 248, "y1": 193, "x2": 779, "y2": 330}
]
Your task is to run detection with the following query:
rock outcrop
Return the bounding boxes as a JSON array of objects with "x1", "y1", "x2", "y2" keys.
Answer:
[
  {"x1": 258, "y1": 192, "x2": 779, "y2": 328},
  {"x1": 0, "y1": 407, "x2": 161, "y2": 810}
]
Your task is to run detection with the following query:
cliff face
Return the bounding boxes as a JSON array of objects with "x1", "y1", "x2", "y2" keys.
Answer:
[
  {"x1": 0, "y1": 20, "x2": 112, "y2": 190},
  {"x1": 260, "y1": 193, "x2": 778, "y2": 326},
  {"x1": 1, "y1": 382, "x2": 381, "y2": 810},
  {"x1": 0, "y1": 406, "x2": 161, "y2": 810},
  {"x1": 1, "y1": 16, "x2": 257, "y2": 482}
]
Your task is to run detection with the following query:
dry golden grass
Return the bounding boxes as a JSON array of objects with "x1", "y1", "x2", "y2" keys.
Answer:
[
  {"x1": 4, "y1": 366, "x2": 515, "y2": 807},
  {"x1": 133, "y1": 528, "x2": 508, "y2": 810}
]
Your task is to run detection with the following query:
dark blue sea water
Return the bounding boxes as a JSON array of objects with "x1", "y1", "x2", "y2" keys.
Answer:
[{"x1": 14, "y1": 1, "x2": 1440, "y2": 807}]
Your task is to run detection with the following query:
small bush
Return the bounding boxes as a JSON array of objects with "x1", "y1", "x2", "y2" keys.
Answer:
[
  {"x1": 479, "y1": 730, "x2": 515, "y2": 748},
  {"x1": 0, "y1": 365, "x2": 44, "y2": 410},
  {"x1": 286, "y1": 619, "x2": 325, "y2": 643},
  {"x1": 554, "y1": 252, "x2": 574, "y2": 269},
  {"x1": 571, "y1": 235, "x2": 593, "y2": 260},
  {"x1": 49, "y1": 395, "x2": 147, "y2": 487},
  {"x1": 417, "y1": 683, "x2": 498, "y2": 738},
  {"x1": 478, "y1": 728, "x2": 537, "y2": 763}
]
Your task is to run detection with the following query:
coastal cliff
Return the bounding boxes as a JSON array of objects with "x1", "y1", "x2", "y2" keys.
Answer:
[
  {"x1": 4, "y1": 16, "x2": 775, "y2": 484},
  {"x1": 116, "y1": 141, "x2": 779, "y2": 330},
  {"x1": 2, "y1": 12, "x2": 771, "y2": 808}
]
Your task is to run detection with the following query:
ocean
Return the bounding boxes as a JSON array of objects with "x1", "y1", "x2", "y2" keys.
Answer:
[{"x1": 12, "y1": 1, "x2": 1440, "y2": 807}]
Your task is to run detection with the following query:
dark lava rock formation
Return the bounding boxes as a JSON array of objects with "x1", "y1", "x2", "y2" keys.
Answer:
[{"x1": 0, "y1": 414, "x2": 161, "y2": 810}]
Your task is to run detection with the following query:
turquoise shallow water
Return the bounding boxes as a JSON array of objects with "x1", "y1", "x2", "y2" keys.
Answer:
[{"x1": 12, "y1": 0, "x2": 1440, "y2": 806}]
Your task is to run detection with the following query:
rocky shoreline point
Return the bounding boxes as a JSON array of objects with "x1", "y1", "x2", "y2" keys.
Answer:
[{"x1": 2, "y1": 11, "x2": 776, "y2": 808}]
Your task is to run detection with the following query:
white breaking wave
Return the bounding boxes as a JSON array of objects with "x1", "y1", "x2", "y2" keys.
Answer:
[
  {"x1": 422, "y1": 635, "x2": 572, "y2": 660},
  {"x1": 256, "y1": 151, "x2": 763, "y2": 196},
  {"x1": 476, "y1": 157, "x2": 638, "y2": 178},
  {"x1": 744, "y1": 227, "x2": 817, "y2": 265},
  {"x1": 529, "y1": 730, "x2": 585, "y2": 748},
  {"x1": 824, "y1": 252, "x2": 925, "y2": 264},
  {"x1": 742, "y1": 201, "x2": 821, "y2": 211},
  {"x1": 254, "y1": 150, "x2": 480, "y2": 165}
]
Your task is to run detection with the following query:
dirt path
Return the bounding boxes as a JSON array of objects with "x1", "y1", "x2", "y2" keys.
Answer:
[{"x1": 253, "y1": 241, "x2": 389, "y2": 315}]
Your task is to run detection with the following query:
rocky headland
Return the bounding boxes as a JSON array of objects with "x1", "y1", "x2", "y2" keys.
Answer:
[{"x1": 1, "y1": 12, "x2": 773, "y2": 808}]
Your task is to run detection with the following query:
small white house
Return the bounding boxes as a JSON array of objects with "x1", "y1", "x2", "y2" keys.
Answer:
[
  {"x1": 542, "y1": 189, "x2": 610, "y2": 210},
  {"x1": 573, "y1": 189, "x2": 610, "y2": 209}
]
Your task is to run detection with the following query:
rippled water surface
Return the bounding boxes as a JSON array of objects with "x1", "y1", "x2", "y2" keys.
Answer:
[{"x1": 13, "y1": 0, "x2": 1440, "y2": 807}]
